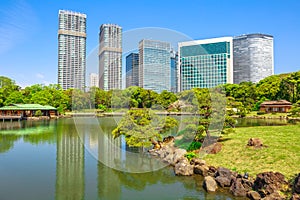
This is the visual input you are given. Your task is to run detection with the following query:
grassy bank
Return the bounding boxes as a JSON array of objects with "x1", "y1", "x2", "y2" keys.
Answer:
[{"x1": 204, "y1": 125, "x2": 300, "y2": 179}]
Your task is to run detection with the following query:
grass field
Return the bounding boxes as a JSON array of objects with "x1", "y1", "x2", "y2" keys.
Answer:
[{"x1": 204, "y1": 125, "x2": 300, "y2": 180}]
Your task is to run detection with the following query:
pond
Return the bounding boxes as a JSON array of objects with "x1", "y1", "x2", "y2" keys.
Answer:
[
  {"x1": 235, "y1": 118, "x2": 290, "y2": 127},
  {"x1": 0, "y1": 118, "x2": 242, "y2": 200}
]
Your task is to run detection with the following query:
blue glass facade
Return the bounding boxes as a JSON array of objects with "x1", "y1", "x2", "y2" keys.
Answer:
[
  {"x1": 179, "y1": 38, "x2": 233, "y2": 91},
  {"x1": 139, "y1": 40, "x2": 171, "y2": 93},
  {"x1": 170, "y1": 51, "x2": 177, "y2": 93},
  {"x1": 126, "y1": 53, "x2": 139, "y2": 87}
]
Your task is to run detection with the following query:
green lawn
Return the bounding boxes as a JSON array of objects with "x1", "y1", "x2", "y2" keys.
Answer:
[{"x1": 204, "y1": 125, "x2": 300, "y2": 180}]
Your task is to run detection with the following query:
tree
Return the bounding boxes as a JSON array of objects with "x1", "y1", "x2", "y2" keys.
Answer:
[
  {"x1": 4, "y1": 91, "x2": 24, "y2": 105},
  {"x1": 112, "y1": 109, "x2": 178, "y2": 148},
  {"x1": 156, "y1": 90, "x2": 177, "y2": 110},
  {"x1": 279, "y1": 72, "x2": 300, "y2": 103},
  {"x1": 255, "y1": 75, "x2": 281, "y2": 100},
  {"x1": 0, "y1": 76, "x2": 20, "y2": 106}
]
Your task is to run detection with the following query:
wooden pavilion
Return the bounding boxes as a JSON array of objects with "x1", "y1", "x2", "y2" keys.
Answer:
[
  {"x1": 0, "y1": 104, "x2": 58, "y2": 120},
  {"x1": 259, "y1": 100, "x2": 292, "y2": 113}
]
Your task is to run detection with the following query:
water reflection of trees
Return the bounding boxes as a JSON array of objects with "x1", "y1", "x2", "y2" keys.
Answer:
[
  {"x1": 0, "y1": 134, "x2": 21, "y2": 153},
  {"x1": 0, "y1": 120, "x2": 57, "y2": 152}
]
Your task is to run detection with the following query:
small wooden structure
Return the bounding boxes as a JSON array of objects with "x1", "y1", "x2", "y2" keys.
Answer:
[
  {"x1": 259, "y1": 100, "x2": 292, "y2": 113},
  {"x1": 0, "y1": 104, "x2": 58, "y2": 120}
]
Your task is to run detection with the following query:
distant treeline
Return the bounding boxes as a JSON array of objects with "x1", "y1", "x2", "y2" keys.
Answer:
[{"x1": 0, "y1": 71, "x2": 299, "y2": 115}]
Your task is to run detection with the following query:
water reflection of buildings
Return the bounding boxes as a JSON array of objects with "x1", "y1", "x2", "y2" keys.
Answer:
[
  {"x1": 97, "y1": 129, "x2": 122, "y2": 200},
  {"x1": 56, "y1": 125, "x2": 85, "y2": 200}
]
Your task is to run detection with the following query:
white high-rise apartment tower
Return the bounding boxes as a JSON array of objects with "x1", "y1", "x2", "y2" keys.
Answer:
[
  {"x1": 98, "y1": 24, "x2": 122, "y2": 90},
  {"x1": 58, "y1": 10, "x2": 86, "y2": 90},
  {"x1": 89, "y1": 73, "x2": 99, "y2": 88}
]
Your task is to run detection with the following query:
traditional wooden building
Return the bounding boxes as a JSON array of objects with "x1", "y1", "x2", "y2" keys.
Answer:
[
  {"x1": 259, "y1": 100, "x2": 292, "y2": 113},
  {"x1": 0, "y1": 104, "x2": 58, "y2": 120}
]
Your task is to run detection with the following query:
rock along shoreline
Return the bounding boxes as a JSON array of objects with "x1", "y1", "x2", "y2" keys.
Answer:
[{"x1": 148, "y1": 141, "x2": 300, "y2": 200}]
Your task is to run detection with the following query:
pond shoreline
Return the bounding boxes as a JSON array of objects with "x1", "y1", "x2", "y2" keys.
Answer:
[{"x1": 148, "y1": 139, "x2": 300, "y2": 199}]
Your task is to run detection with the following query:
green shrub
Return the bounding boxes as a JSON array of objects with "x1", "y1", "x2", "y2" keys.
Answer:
[
  {"x1": 221, "y1": 128, "x2": 236, "y2": 135},
  {"x1": 35, "y1": 110, "x2": 43, "y2": 117},
  {"x1": 187, "y1": 141, "x2": 202, "y2": 151},
  {"x1": 257, "y1": 111, "x2": 266, "y2": 115},
  {"x1": 185, "y1": 152, "x2": 198, "y2": 160}
]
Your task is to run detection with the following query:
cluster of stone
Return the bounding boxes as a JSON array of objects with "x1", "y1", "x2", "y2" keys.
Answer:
[{"x1": 148, "y1": 139, "x2": 300, "y2": 200}]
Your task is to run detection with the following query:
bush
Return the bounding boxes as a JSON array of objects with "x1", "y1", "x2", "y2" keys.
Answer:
[
  {"x1": 35, "y1": 110, "x2": 43, "y2": 117},
  {"x1": 185, "y1": 152, "x2": 198, "y2": 160},
  {"x1": 187, "y1": 141, "x2": 202, "y2": 151},
  {"x1": 257, "y1": 111, "x2": 266, "y2": 115},
  {"x1": 221, "y1": 128, "x2": 236, "y2": 135}
]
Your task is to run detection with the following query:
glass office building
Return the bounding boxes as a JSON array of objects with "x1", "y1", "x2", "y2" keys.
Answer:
[
  {"x1": 139, "y1": 40, "x2": 171, "y2": 93},
  {"x1": 99, "y1": 24, "x2": 122, "y2": 91},
  {"x1": 178, "y1": 37, "x2": 233, "y2": 91},
  {"x1": 170, "y1": 50, "x2": 178, "y2": 93},
  {"x1": 125, "y1": 53, "x2": 139, "y2": 88},
  {"x1": 233, "y1": 33, "x2": 274, "y2": 84},
  {"x1": 58, "y1": 10, "x2": 86, "y2": 90}
]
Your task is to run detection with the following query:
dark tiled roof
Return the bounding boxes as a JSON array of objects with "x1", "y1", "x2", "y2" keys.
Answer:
[{"x1": 260, "y1": 100, "x2": 292, "y2": 106}]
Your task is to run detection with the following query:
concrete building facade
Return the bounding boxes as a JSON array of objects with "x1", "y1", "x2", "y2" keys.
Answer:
[
  {"x1": 98, "y1": 24, "x2": 122, "y2": 91},
  {"x1": 233, "y1": 33, "x2": 274, "y2": 84},
  {"x1": 58, "y1": 10, "x2": 86, "y2": 90}
]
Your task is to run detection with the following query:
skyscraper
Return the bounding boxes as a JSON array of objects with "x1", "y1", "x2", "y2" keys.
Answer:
[
  {"x1": 178, "y1": 37, "x2": 233, "y2": 91},
  {"x1": 170, "y1": 50, "x2": 178, "y2": 93},
  {"x1": 89, "y1": 73, "x2": 99, "y2": 88},
  {"x1": 58, "y1": 10, "x2": 86, "y2": 90},
  {"x1": 139, "y1": 39, "x2": 171, "y2": 93},
  {"x1": 126, "y1": 53, "x2": 139, "y2": 88},
  {"x1": 233, "y1": 33, "x2": 274, "y2": 84},
  {"x1": 98, "y1": 24, "x2": 122, "y2": 91}
]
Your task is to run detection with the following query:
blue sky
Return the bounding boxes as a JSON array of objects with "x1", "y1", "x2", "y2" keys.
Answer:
[{"x1": 0, "y1": 0, "x2": 299, "y2": 87}]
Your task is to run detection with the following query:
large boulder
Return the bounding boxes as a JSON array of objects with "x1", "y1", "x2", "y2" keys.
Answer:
[
  {"x1": 172, "y1": 149, "x2": 187, "y2": 165},
  {"x1": 203, "y1": 176, "x2": 218, "y2": 192},
  {"x1": 230, "y1": 178, "x2": 247, "y2": 197},
  {"x1": 253, "y1": 172, "x2": 288, "y2": 198},
  {"x1": 163, "y1": 136, "x2": 175, "y2": 144},
  {"x1": 214, "y1": 167, "x2": 233, "y2": 187},
  {"x1": 261, "y1": 192, "x2": 285, "y2": 200},
  {"x1": 248, "y1": 138, "x2": 263, "y2": 147},
  {"x1": 294, "y1": 173, "x2": 300, "y2": 194},
  {"x1": 190, "y1": 158, "x2": 206, "y2": 166},
  {"x1": 201, "y1": 142, "x2": 222, "y2": 154},
  {"x1": 163, "y1": 153, "x2": 174, "y2": 165},
  {"x1": 210, "y1": 142, "x2": 222, "y2": 154},
  {"x1": 215, "y1": 176, "x2": 232, "y2": 188},
  {"x1": 216, "y1": 167, "x2": 232, "y2": 178},
  {"x1": 247, "y1": 191, "x2": 261, "y2": 200},
  {"x1": 194, "y1": 164, "x2": 209, "y2": 176},
  {"x1": 174, "y1": 158, "x2": 194, "y2": 176},
  {"x1": 290, "y1": 193, "x2": 300, "y2": 200},
  {"x1": 207, "y1": 166, "x2": 217, "y2": 177}
]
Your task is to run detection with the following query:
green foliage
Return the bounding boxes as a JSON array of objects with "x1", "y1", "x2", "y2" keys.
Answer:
[
  {"x1": 257, "y1": 111, "x2": 266, "y2": 115},
  {"x1": 289, "y1": 100, "x2": 300, "y2": 117},
  {"x1": 112, "y1": 109, "x2": 178, "y2": 147},
  {"x1": 98, "y1": 104, "x2": 107, "y2": 111},
  {"x1": 156, "y1": 90, "x2": 177, "y2": 109},
  {"x1": 184, "y1": 152, "x2": 198, "y2": 160},
  {"x1": 221, "y1": 127, "x2": 236, "y2": 135},
  {"x1": 34, "y1": 110, "x2": 43, "y2": 117},
  {"x1": 187, "y1": 141, "x2": 202, "y2": 151}
]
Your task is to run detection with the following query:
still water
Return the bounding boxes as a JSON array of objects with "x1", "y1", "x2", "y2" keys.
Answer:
[{"x1": 0, "y1": 118, "x2": 242, "y2": 200}]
